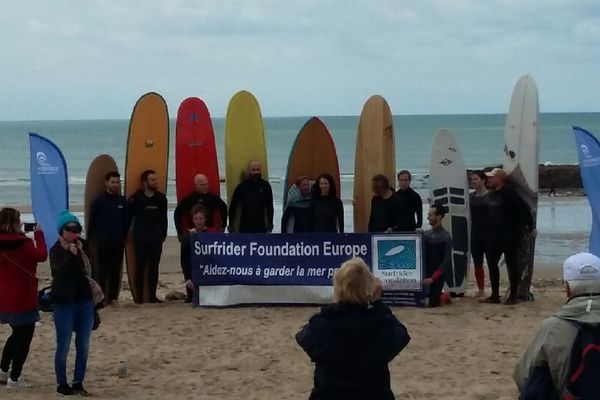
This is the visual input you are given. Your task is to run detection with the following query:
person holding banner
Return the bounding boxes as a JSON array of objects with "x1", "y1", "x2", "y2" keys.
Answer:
[
  {"x1": 368, "y1": 174, "x2": 407, "y2": 233},
  {"x1": 229, "y1": 160, "x2": 274, "y2": 233},
  {"x1": 281, "y1": 176, "x2": 312, "y2": 233},
  {"x1": 308, "y1": 173, "x2": 344, "y2": 233},
  {"x1": 180, "y1": 205, "x2": 209, "y2": 303},
  {"x1": 296, "y1": 257, "x2": 410, "y2": 400},
  {"x1": 128, "y1": 170, "x2": 168, "y2": 304},
  {"x1": 174, "y1": 173, "x2": 228, "y2": 235},
  {"x1": 0, "y1": 208, "x2": 47, "y2": 389},
  {"x1": 422, "y1": 204, "x2": 453, "y2": 307}
]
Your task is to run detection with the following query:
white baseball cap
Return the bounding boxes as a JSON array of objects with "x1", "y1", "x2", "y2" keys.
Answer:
[{"x1": 563, "y1": 253, "x2": 600, "y2": 282}]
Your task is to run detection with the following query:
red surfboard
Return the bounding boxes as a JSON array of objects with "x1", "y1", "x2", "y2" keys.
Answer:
[{"x1": 175, "y1": 97, "x2": 221, "y2": 232}]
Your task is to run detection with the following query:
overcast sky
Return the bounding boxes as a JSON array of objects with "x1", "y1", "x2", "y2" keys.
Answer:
[{"x1": 0, "y1": 0, "x2": 598, "y2": 120}]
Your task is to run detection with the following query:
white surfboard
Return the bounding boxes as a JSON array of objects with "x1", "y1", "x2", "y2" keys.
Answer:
[
  {"x1": 429, "y1": 129, "x2": 471, "y2": 294},
  {"x1": 503, "y1": 75, "x2": 539, "y2": 300}
]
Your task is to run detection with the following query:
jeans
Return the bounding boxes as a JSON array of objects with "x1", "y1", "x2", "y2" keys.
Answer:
[
  {"x1": 53, "y1": 301, "x2": 94, "y2": 386},
  {"x1": 0, "y1": 323, "x2": 35, "y2": 381}
]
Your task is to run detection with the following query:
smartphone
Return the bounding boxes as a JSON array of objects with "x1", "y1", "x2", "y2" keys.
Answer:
[{"x1": 23, "y1": 223, "x2": 37, "y2": 232}]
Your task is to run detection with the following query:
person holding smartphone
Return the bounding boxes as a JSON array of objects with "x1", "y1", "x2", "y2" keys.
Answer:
[
  {"x1": 50, "y1": 210, "x2": 95, "y2": 396},
  {"x1": 296, "y1": 257, "x2": 411, "y2": 399},
  {"x1": 0, "y1": 207, "x2": 47, "y2": 389}
]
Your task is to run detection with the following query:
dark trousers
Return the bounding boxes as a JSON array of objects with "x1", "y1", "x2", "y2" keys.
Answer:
[
  {"x1": 96, "y1": 241, "x2": 124, "y2": 302},
  {"x1": 134, "y1": 241, "x2": 163, "y2": 303},
  {"x1": 0, "y1": 323, "x2": 35, "y2": 381},
  {"x1": 487, "y1": 236, "x2": 520, "y2": 300},
  {"x1": 428, "y1": 277, "x2": 445, "y2": 307}
]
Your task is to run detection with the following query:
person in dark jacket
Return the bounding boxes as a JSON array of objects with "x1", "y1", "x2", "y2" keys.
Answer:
[
  {"x1": 173, "y1": 173, "x2": 228, "y2": 235},
  {"x1": 308, "y1": 173, "x2": 344, "y2": 233},
  {"x1": 229, "y1": 160, "x2": 274, "y2": 233},
  {"x1": 296, "y1": 257, "x2": 410, "y2": 400},
  {"x1": 50, "y1": 211, "x2": 95, "y2": 396},
  {"x1": 368, "y1": 174, "x2": 407, "y2": 233},
  {"x1": 422, "y1": 204, "x2": 453, "y2": 307},
  {"x1": 180, "y1": 205, "x2": 209, "y2": 303},
  {"x1": 281, "y1": 176, "x2": 312, "y2": 233},
  {"x1": 87, "y1": 170, "x2": 129, "y2": 305},
  {"x1": 128, "y1": 169, "x2": 168, "y2": 303},
  {"x1": 0, "y1": 208, "x2": 47, "y2": 389},
  {"x1": 396, "y1": 170, "x2": 423, "y2": 231},
  {"x1": 483, "y1": 168, "x2": 534, "y2": 304}
]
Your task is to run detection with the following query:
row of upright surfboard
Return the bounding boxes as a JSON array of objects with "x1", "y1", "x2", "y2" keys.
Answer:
[{"x1": 84, "y1": 75, "x2": 539, "y2": 302}]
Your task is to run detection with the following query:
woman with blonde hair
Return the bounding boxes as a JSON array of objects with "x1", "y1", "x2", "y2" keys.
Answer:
[
  {"x1": 0, "y1": 207, "x2": 47, "y2": 389},
  {"x1": 296, "y1": 257, "x2": 410, "y2": 400}
]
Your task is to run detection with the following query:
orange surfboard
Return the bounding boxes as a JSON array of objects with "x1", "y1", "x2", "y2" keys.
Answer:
[
  {"x1": 283, "y1": 117, "x2": 340, "y2": 207},
  {"x1": 124, "y1": 92, "x2": 169, "y2": 303}
]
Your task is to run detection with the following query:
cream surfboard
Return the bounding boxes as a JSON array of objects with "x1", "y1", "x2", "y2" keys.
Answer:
[
  {"x1": 429, "y1": 129, "x2": 471, "y2": 295},
  {"x1": 353, "y1": 95, "x2": 395, "y2": 232},
  {"x1": 503, "y1": 75, "x2": 539, "y2": 300}
]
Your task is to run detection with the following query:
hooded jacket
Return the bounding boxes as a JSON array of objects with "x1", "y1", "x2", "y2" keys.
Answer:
[
  {"x1": 296, "y1": 300, "x2": 410, "y2": 400},
  {"x1": 0, "y1": 231, "x2": 47, "y2": 314},
  {"x1": 514, "y1": 294, "x2": 600, "y2": 396}
]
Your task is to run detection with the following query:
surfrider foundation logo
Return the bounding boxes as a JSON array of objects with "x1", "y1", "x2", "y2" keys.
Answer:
[
  {"x1": 36, "y1": 152, "x2": 59, "y2": 175},
  {"x1": 375, "y1": 239, "x2": 416, "y2": 270}
]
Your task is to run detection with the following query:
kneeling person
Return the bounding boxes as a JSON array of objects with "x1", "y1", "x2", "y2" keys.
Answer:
[
  {"x1": 180, "y1": 205, "x2": 209, "y2": 304},
  {"x1": 423, "y1": 204, "x2": 452, "y2": 307}
]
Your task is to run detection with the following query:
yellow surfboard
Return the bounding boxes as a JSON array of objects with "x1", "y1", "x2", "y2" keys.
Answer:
[
  {"x1": 353, "y1": 95, "x2": 395, "y2": 232},
  {"x1": 124, "y1": 92, "x2": 169, "y2": 303},
  {"x1": 225, "y1": 90, "x2": 268, "y2": 232}
]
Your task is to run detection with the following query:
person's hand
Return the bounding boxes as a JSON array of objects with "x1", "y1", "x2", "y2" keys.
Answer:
[
  {"x1": 531, "y1": 229, "x2": 537, "y2": 238},
  {"x1": 69, "y1": 243, "x2": 78, "y2": 255},
  {"x1": 371, "y1": 279, "x2": 383, "y2": 303},
  {"x1": 185, "y1": 279, "x2": 194, "y2": 291},
  {"x1": 352, "y1": 197, "x2": 357, "y2": 206},
  {"x1": 423, "y1": 277, "x2": 434, "y2": 286},
  {"x1": 415, "y1": 228, "x2": 424, "y2": 234}
]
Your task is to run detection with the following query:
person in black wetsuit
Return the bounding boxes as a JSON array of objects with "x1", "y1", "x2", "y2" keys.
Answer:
[
  {"x1": 180, "y1": 205, "x2": 208, "y2": 303},
  {"x1": 87, "y1": 171, "x2": 129, "y2": 305},
  {"x1": 128, "y1": 170, "x2": 168, "y2": 304},
  {"x1": 281, "y1": 176, "x2": 312, "y2": 233},
  {"x1": 229, "y1": 160, "x2": 274, "y2": 233},
  {"x1": 481, "y1": 168, "x2": 534, "y2": 305},
  {"x1": 469, "y1": 170, "x2": 491, "y2": 298},
  {"x1": 173, "y1": 173, "x2": 227, "y2": 236},
  {"x1": 422, "y1": 204, "x2": 453, "y2": 307},
  {"x1": 368, "y1": 174, "x2": 406, "y2": 233},
  {"x1": 396, "y1": 170, "x2": 423, "y2": 231},
  {"x1": 308, "y1": 173, "x2": 344, "y2": 233}
]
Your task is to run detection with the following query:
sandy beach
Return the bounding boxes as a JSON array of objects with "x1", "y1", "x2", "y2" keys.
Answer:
[{"x1": 0, "y1": 235, "x2": 569, "y2": 400}]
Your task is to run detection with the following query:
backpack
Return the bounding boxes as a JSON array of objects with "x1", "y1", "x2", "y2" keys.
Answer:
[{"x1": 564, "y1": 321, "x2": 600, "y2": 400}]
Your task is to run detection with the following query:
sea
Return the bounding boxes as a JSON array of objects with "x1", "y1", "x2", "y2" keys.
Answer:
[{"x1": 1, "y1": 112, "x2": 599, "y2": 265}]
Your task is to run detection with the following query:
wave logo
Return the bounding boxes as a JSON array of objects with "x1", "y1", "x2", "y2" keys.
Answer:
[
  {"x1": 581, "y1": 145, "x2": 591, "y2": 159},
  {"x1": 36, "y1": 152, "x2": 50, "y2": 167},
  {"x1": 580, "y1": 144, "x2": 600, "y2": 167},
  {"x1": 375, "y1": 239, "x2": 416, "y2": 270}
]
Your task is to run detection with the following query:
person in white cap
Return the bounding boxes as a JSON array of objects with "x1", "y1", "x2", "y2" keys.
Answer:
[
  {"x1": 481, "y1": 168, "x2": 533, "y2": 304},
  {"x1": 514, "y1": 252, "x2": 600, "y2": 398}
]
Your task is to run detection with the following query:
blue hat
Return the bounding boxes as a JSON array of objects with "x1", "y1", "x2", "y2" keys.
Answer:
[{"x1": 56, "y1": 210, "x2": 81, "y2": 233}]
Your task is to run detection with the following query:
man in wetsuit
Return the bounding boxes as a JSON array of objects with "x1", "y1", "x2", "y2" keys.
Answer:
[
  {"x1": 128, "y1": 170, "x2": 168, "y2": 303},
  {"x1": 87, "y1": 171, "x2": 129, "y2": 305},
  {"x1": 368, "y1": 174, "x2": 407, "y2": 233},
  {"x1": 174, "y1": 173, "x2": 227, "y2": 236},
  {"x1": 482, "y1": 168, "x2": 534, "y2": 305},
  {"x1": 396, "y1": 170, "x2": 423, "y2": 232},
  {"x1": 229, "y1": 160, "x2": 274, "y2": 233},
  {"x1": 423, "y1": 204, "x2": 453, "y2": 307}
]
